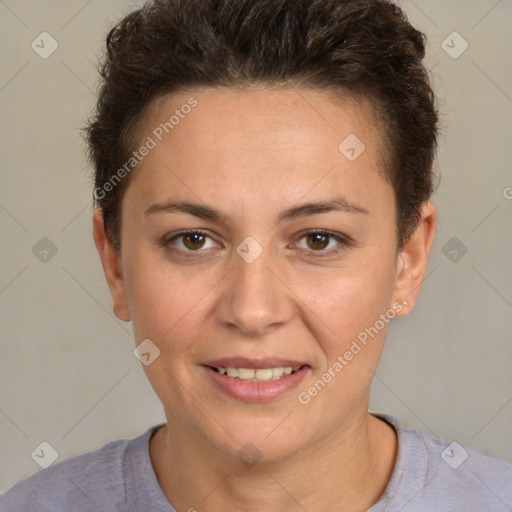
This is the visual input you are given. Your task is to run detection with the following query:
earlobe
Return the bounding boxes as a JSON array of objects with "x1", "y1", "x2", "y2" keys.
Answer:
[
  {"x1": 392, "y1": 202, "x2": 437, "y2": 316},
  {"x1": 92, "y1": 209, "x2": 131, "y2": 322}
]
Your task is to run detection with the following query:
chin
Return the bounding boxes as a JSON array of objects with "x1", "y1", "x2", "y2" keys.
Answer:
[{"x1": 204, "y1": 417, "x2": 316, "y2": 466}]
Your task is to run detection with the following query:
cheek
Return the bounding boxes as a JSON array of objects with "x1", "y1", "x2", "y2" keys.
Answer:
[
  {"x1": 292, "y1": 267, "x2": 397, "y2": 415},
  {"x1": 125, "y1": 244, "x2": 397, "y2": 345},
  {"x1": 124, "y1": 252, "x2": 217, "y2": 405},
  {"x1": 296, "y1": 256, "x2": 396, "y2": 344},
  {"x1": 124, "y1": 249, "x2": 219, "y2": 353},
  {"x1": 123, "y1": 215, "x2": 398, "y2": 347}
]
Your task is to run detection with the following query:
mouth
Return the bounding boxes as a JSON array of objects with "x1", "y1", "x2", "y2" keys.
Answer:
[
  {"x1": 208, "y1": 365, "x2": 304, "y2": 382},
  {"x1": 202, "y1": 358, "x2": 310, "y2": 402}
]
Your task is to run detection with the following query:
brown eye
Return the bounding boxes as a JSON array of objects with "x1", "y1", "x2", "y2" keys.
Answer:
[
  {"x1": 182, "y1": 232, "x2": 207, "y2": 250},
  {"x1": 164, "y1": 230, "x2": 216, "y2": 252},
  {"x1": 295, "y1": 230, "x2": 347, "y2": 255},
  {"x1": 306, "y1": 232, "x2": 330, "y2": 251}
]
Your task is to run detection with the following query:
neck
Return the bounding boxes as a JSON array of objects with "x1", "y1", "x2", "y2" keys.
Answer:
[{"x1": 149, "y1": 411, "x2": 397, "y2": 512}]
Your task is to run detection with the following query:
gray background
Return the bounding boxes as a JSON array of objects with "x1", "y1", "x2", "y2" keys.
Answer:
[{"x1": 0, "y1": 0, "x2": 511, "y2": 493}]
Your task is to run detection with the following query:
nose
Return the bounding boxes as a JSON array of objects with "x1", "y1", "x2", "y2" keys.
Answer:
[{"x1": 214, "y1": 241, "x2": 294, "y2": 337}]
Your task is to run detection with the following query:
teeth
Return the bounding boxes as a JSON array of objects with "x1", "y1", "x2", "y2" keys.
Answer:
[
  {"x1": 214, "y1": 365, "x2": 301, "y2": 382},
  {"x1": 238, "y1": 368, "x2": 255, "y2": 379},
  {"x1": 254, "y1": 368, "x2": 273, "y2": 380},
  {"x1": 272, "y1": 367, "x2": 284, "y2": 378},
  {"x1": 226, "y1": 368, "x2": 238, "y2": 378}
]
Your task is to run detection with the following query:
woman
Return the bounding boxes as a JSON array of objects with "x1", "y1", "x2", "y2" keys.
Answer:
[{"x1": 2, "y1": 0, "x2": 511, "y2": 510}]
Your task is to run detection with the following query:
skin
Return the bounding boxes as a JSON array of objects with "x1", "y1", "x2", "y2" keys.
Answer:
[{"x1": 93, "y1": 86, "x2": 436, "y2": 511}]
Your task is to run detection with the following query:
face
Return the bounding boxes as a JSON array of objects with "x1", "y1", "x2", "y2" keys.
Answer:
[{"x1": 94, "y1": 86, "x2": 435, "y2": 462}]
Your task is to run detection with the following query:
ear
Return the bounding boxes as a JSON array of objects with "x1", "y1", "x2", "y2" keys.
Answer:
[
  {"x1": 92, "y1": 209, "x2": 131, "y2": 322},
  {"x1": 392, "y1": 201, "x2": 437, "y2": 316}
]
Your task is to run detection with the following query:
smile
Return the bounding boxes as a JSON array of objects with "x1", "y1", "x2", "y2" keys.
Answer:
[
  {"x1": 202, "y1": 359, "x2": 310, "y2": 403},
  {"x1": 211, "y1": 366, "x2": 302, "y2": 382}
]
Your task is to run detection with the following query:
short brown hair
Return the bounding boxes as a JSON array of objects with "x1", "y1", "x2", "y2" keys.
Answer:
[{"x1": 85, "y1": 0, "x2": 438, "y2": 251}]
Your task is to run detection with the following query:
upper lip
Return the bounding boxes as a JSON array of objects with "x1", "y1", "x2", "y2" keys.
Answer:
[{"x1": 203, "y1": 357, "x2": 308, "y2": 369}]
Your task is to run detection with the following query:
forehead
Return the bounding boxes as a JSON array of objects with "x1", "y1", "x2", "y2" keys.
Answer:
[
  {"x1": 141, "y1": 85, "x2": 379, "y2": 155},
  {"x1": 125, "y1": 86, "x2": 391, "y2": 218}
]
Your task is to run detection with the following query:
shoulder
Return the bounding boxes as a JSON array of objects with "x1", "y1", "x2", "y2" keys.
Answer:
[
  {"x1": 372, "y1": 413, "x2": 512, "y2": 511},
  {"x1": 0, "y1": 426, "x2": 158, "y2": 512}
]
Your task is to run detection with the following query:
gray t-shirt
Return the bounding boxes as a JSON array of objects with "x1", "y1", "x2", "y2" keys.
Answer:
[{"x1": 1, "y1": 414, "x2": 511, "y2": 511}]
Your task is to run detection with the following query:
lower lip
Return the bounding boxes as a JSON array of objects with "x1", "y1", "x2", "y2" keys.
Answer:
[{"x1": 203, "y1": 366, "x2": 309, "y2": 403}]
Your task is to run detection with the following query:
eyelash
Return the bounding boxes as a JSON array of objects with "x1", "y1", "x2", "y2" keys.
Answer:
[{"x1": 162, "y1": 229, "x2": 350, "y2": 258}]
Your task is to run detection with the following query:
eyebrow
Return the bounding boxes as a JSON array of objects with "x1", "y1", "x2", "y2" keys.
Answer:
[{"x1": 144, "y1": 196, "x2": 369, "y2": 224}]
